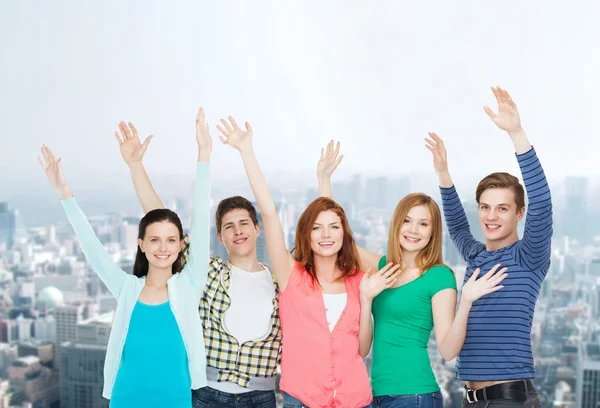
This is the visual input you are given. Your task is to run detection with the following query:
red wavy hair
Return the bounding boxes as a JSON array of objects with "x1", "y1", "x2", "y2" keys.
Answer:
[{"x1": 292, "y1": 197, "x2": 361, "y2": 282}]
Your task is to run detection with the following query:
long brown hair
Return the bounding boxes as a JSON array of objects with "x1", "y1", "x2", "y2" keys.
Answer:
[
  {"x1": 292, "y1": 197, "x2": 361, "y2": 282},
  {"x1": 387, "y1": 193, "x2": 445, "y2": 275}
]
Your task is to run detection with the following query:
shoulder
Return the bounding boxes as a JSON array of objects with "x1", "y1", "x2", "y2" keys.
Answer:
[{"x1": 424, "y1": 265, "x2": 457, "y2": 289}]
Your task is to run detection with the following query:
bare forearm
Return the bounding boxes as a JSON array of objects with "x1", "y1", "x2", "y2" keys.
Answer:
[
  {"x1": 508, "y1": 128, "x2": 532, "y2": 155},
  {"x1": 358, "y1": 296, "x2": 373, "y2": 357},
  {"x1": 318, "y1": 175, "x2": 333, "y2": 198},
  {"x1": 437, "y1": 170, "x2": 454, "y2": 189},
  {"x1": 128, "y1": 162, "x2": 164, "y2": 213},
  {"x1": 58, "y1": 186, "x2": 73, "y2": 200},
  {"x1": 239, "y1": 147, "x2": 277, "y2": 215},
  {"x1": 438, "y1": 299, "x2": 471, "y2": 361}
]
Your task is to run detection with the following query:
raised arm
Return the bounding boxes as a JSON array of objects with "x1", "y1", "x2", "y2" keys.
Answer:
[
  {"x1": 115, "y1": 121, "x2": 163, "y2": 213},
  {"x1": 180, "y1": 108, "x2": 212, "y2": 300},
  {"x1": 38, "y1": 145, "x2": 128, "y2": 297},
  {"x1": 316, "y1": 140, "x2": 382, "y2": 271},
  {"x1": 432, "y1": 264, "x2": 506, "y2": 360},
  {"x1": 426, "y1": 133, "x2": 484, "y2": 261},
  {"x1": 483, "y1": 87, "x2": 553, "y2": 273},
  {"x1": 217, "y1": 117, "x2": 295, "y2": 291}
]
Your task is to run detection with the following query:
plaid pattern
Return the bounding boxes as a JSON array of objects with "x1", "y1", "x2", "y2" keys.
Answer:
[{"x1": 181, "y1": 236, "x2": 282, "y2": 388}]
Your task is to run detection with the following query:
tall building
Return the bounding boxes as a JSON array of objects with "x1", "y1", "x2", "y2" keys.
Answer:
[
  {"x1": 576, "y1": 342, "x2": 600, "y2": 407},
  {"x1": 0, "y1": 202, "x2": 22, "y2": 249},
  {"x1": 59, "y1": 313, "x2": 114, "y2": 408},
  {"x1": 56, "y1": 302, "x2": 98, "y2": 347}
]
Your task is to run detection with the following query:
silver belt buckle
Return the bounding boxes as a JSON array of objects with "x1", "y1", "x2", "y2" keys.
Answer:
[{"x1": 466, "y1": 389, "x2": 478, "y2": 404}]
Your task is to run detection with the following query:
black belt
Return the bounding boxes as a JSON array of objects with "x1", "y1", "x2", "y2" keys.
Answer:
[{"x1": 464, "y1": 380, "x2": 534, "y2": 404}]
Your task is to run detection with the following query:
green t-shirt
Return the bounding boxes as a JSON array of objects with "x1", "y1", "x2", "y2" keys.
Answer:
[{"x1": 370, "y1": 256, "x2": 457, "y2": 396}]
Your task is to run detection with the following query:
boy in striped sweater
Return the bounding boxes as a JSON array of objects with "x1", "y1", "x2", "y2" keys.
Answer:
[{"x1": 426, "y1": 86, "x2": 552, "y2": 407}]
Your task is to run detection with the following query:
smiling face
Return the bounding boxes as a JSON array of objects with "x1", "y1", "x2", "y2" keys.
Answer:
[
  {"x1": 398, "y1": 205, "x2": 433, "y2": 255},
  {"x1": 137, "y1": 221, "x2": 184, "y2": 269},
  {"x1": 309, "y1": 210, "x2": 344, "y2": 258},
  {"x1": 217, "y1": 208, "x2": 260, "y2": 258},
  {"x1": 478, "y1": 187, "x2": 525, "y2": 249}
]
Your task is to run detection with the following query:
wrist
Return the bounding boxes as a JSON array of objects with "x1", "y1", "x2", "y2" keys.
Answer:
[
  {"x1": 459, "y1": 296, "x2": 473, "y2": 309},
  {"x1": 239, "y1": 144, "x2": 255, "y2": 156},
  {"x1": 507, "y1": 127, "x2": 526, "y2": 139},
  {"x1": 58, "y1": 186, "x2": 73, "y2": 200},
  {"x1": 128, "y1": 161, "x2": 144, "y2": 171},
  {"x1": 197, "y1": 151, "x2": 211, "y2": 162},
  {"x1": 360, "y1": 294, "x2": 373, "y2": 306}
]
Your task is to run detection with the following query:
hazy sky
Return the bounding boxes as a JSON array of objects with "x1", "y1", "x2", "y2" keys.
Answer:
[{"x1": 1, "y1": 0, "x2": 599, "y2": 206}]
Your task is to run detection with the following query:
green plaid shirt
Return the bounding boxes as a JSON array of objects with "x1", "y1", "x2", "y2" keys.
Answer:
[{"x1": 181, "y1": 237, "x2": 282, "y2": 388}]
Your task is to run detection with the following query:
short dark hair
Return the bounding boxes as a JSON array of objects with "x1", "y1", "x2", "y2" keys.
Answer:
[
  {"x1": 133, "y1": 209, "x2": 184, "y2": 278},
  {"x1": 476, "y1": 172, "x2": 525, "y2": 211},
  {"x1": 215, "y1": 196, "x2": 259, "y2": 233}
]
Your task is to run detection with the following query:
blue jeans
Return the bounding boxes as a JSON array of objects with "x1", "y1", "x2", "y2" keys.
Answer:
[
  {"x1": 282, "y1": 392, "x2": 374, "y2": 408},
  {"x1": 192, "y1": 387, "x2": 276, "y2": 408},
  {"x1": 375, "y1": 391, "x2": 443, "y2": 408}
]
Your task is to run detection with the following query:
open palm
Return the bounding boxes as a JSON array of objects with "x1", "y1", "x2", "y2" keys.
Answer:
[
  {"x1": 424, "y1": 132, "x2": 448, "y2": 175},
  {"x1": 483, "y1": 86, "x2": 522, "y2": 133},
  {"x1": 217, "y1": 116, "x2": 253, "y2": 152},
  {"x1": 359, "y1": 263, "x2": 402, "y2": 301},
  {"x1": 461, "y1": 264, "x2": 508, "y2": 304},
  {"x1": 38, "y1": 145, "x2": 68, "y2": 192},
  {"x1": 115, "y1": 121, "x2": 152, "y2": 166},
  {"x1": 317, "y1": 140, "x2": 344, "y2": 179}
]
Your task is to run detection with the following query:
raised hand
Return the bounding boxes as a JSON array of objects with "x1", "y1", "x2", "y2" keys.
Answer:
[
  {"x1": 424, "y1": 132, "x2": 448, "y2": 175},
  {"x1": 115, "y1": 121, "x2": 152, "y2": 167},
  {"x1": 216, "y1": 116, "x2": 253, "y2": 153},
  {"x1": 483, "y1": 86, "x2": 522, "y2": 133},
  {"x1": 359, "y1": 263, "x2": 402, "y2": 301},
  {"x1": 38, "y1": 145, "x2": 72, "y2": 199},
  {"x1": 461, "y1": 264, "x2": 508, "y2": 305},
  {"x1": 196, "y1": 107, "x2": 212, "y2": 155},
  {"x1": 317, "y1": 140, "x2": 344, "y2": 180}
]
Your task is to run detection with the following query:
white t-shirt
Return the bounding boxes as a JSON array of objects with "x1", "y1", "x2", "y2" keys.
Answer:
[
  {"x1": 322, "y1": 292, "x2": 347, "y2": 332},
  {"x1": 208, "y1": 264, "x2": 276, "y2": 394}
]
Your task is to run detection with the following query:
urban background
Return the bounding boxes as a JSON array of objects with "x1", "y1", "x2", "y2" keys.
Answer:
[{"x1": 1, "y1": 1, "x2": 599, "y2": 407}]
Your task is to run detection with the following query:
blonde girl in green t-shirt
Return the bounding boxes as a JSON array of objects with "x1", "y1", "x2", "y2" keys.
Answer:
[{"x1": 317, "y1": 140, "x2": 507, "y2": 408}]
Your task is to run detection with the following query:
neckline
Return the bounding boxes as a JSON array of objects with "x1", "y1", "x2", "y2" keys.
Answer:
[{"x1": 137, "y1": 300, "x2": 169, "y2": 307}]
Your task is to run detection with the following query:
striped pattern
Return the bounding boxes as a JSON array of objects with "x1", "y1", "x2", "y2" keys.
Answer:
[
  {"x1": 180, "y1": 239, "x2": 282, "y2": 388},
  {"x1": 441, "y1": 147, "x2": 552, "y2": 381}
]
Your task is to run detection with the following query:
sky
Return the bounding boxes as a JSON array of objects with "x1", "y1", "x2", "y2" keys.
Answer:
[{"x1": 1, "y1": 0, "x2": 599, "y2": 225}]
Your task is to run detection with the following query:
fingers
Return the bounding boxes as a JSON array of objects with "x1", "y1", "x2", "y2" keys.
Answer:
[
  {"x1": 228, "y1": 116, "x2": 240, "y2": 131},
  {"x1": 119, "y1": 122, "x2": 132, "y2": 140},
  {"x1": 483, "y1": 106, "x2": 496, "y2": 120},
  {"x1": 333, "y1": 141, "x2": 340, "y2": 157},
  {"x1": 128, "y1": 122, "x2": 138, "y2": 139},
  {"x1": 141, "y1": 135, "x2": 153, "y2": 154},
  {"x1": 41, "y1": 145, "x2": 51, "y2": 165},
  {"x1": 38, "y1": 156, "x2": 47, "y2": 171},
  {"x1": 220, "y1": 118, "x2": 234, "y2": 133},
  {"x1": 218, "y1": 134, "x2": 228, "y2": 144},
  {"x1": 115, "y1": 131, "x2": 123, "y2": 144},
  {"x1": 469, "y1": 268, "x2": 481, "y2": 281},
  {"x1": 245, "y1": 122, "x2": 252, "y2": 133},
  {"x1": 320, "y1": 148, "x2": 324, "y2": 160},
  {"x1": 216, "y1": 124, "x2": 228, "y2": 137},
  {"x1": 197, "y1": 107, "x2": 205, "y2": 124},
  {"x1": 379, "y1": 263, "x2": 402, "y2": 278},
  {"x1": 332, "y1": 155, "x2": 344, "y2": 172}
]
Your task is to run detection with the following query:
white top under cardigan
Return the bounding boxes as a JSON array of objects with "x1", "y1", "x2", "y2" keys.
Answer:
[{"x1": 61, "y1": 162, "x2": 210, "y2": 399}]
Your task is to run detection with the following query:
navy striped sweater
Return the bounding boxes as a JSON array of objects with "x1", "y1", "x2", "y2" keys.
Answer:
[{"x1": 440, "y1": 147, "x2": 552, "y2": 381}]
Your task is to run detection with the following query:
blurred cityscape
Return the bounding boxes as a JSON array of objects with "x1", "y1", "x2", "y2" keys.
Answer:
[{"x1": 0, "y1": 174, "x2": 599, "y2": 407}]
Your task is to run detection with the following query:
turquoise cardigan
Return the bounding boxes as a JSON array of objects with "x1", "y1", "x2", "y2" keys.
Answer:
[{"x1": 61, "y1": 162, "x2": 210, "y2": 399}]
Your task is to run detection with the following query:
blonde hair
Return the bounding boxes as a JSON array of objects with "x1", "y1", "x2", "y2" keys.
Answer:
[{"x1": 387, "y1": 193, "x2": 444, "y2": 275}]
